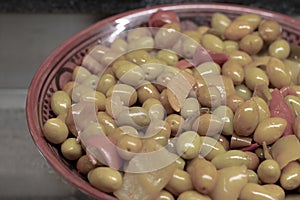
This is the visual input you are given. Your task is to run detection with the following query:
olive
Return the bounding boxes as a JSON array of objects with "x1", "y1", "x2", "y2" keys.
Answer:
[
  {"x1": 293, "y1": 116, "x2": 300, "y2": 139},
  {"x1": 76, "y1": 155, "x2": 96, "y2": 175},
  {"x1": 211, "y1": 12, "x2": 231, "y2": 35},
  {"x1": 266, "y1": 57, "x2": 291, "y2": 88},
  {"x1": 235, "y1": 84, "x2": 253, "y2": 100},
  {"x1": 96, "y1": 73, "x2": 116, "y2": 95},
  {"x1": 195, "y1": 84, "x2": 222, "y2": 108},
  {"x1": 117, "y1": 134, "x2": 143, "y2": 160},
  {"x1": 239, "y1": 33, "x2": 263, "y2": 55},
  {"x1": 144, "y1": 120, "x2": 171, "y2": 146},
  {"x1": 183, "y1": 30, "x2": 201, "y2": 42},
  {"x1": 125, "y1": 50, "x2": 153, "y2": 65},
  {"x1": 141, "y1": 60, "x2": 165, "y2": 81},
  {"x1": 177, "y1": 190, "x2": 212, "y2": 200},
  {"x1": 128, "y1": 36, "x2": 154, "y2": 51},
  {"x1": 224, "y1": 19, "x2": 255, "y2": 41},
  {"x1": 72, "y1": 66, "x2": 91, "y2": 83},
  {"x1": 258, "y1": 20, "x2": 281, "y2": 42},
  {"x1": 109, "y1": 125, "x2": 138, "y2": 143},
  {"x1": 116, "y1": 106, "x2": 151, "y2": 129},
  {"x1": 197, "y1": 26, "x2": 209, "y2": 35},
  {"x1": 127, "y1": 27, "x2": 151, "y2": 43},
  {"x1": 257, "y1": 159, "x2": 281, "y2": 184},
  {"x1": 155, "y1": 190, "x2": 175, "y2": 200},
  {"x1": 82, "y1": 74, "x2": 99, "y2": 89},
  {"x1": 244, "y1": 151, "x2": 260, "y2": 170},
  {"x1": 239, "y1": 183, "x2": 277, "y2": 200},
  {"x1": 51, "y1": 90, "x2": 71, "y2": 115},
  {"x1": 137, "y1": 83, "x2": 160, "y2": 104},
  {"x1": 226, "y1": 94, "x2": 245, "y2": 113},
  {"x1": 217, "y1": 135, "x2": 230, "y2": 151},
  {"x1": 182, "y1": 36, "x2": 199, "y2": 58},
  {"x1": 166, "y1": 114, "x2": 184, "y2": 136},
  {"x1": 211, "y1": 150, "x2": 250, "y2": 169},
  {"x1": 111, "y1": 38, "x2": 128, "y2": 53},
  {"x1": 87, "y1": 167, "x2": 122, "y2": 193},
  {"x1": 176, "y1": 131, "x2": 201, "y2": 160},
  {"x1": 228, "y1": 50, "x2": 253, "y2": 66},
  {"x1": 188, "y1": 158, "x2": 218, "y2": 194},
  {"x1": 284, "y1": 59, "x2": 300, "y2": 85},
  {"x1": 81, "y1": 122, "x2": 106, "y2": 138},
  {"x1": 72, "y1": 84, "x2": 94, "y2": 103},
  {"x1": 201, "y1": 34, "x2": 224, "y2": 53},
  {"x1": 97, "y1": 111, "x2": 118, "y2": 136},
  {"x1": 165, "y1": 168, "x2": 194, "y2": 196},
  {"x1": 223, "y1": 40, "x2": 239, "y2": 53},
  {"x1": 180, "y1": 97, "x2": 200, "y2": 119},
  {"x1": 268, "y1": 39, "x2": 290, "y2": 59},
  {"x1": 81, "y1": 91, "x2": 106, "y2": 111},
  {"x1": 43, "y1": 118, "x2": 69, "y2": 144},
  {"x1": 142, "y1": 98, "x2": 166, "y2": 120},
  {"x1": 160, "y1": 89, "x2": 175, "y2": 114},
  {"x1": 63, "y1": 81, "x2": 76, "y2": 97},
  {"x1": 262, "y1": 184, "x2": 285, "y2": 200},
  {"x1": 252, "y1": 96, "x2": 271, "y2": 123},
  {"x1": 244, "y1": 67, "x2": 269, "y2": 90},
  {"x1": 285, "y1": 95, "x2": 300, "y2": 117},
  {"x1": 221, "y1": 60, "x2": 244, "y2": 85},
  {"x1": 106, "y1": 83, "x2": 137, "y2": 106},
  {"x1": 280, "y1": 161, "x2": 300, "y2": 190},
  {"x1": 211, "y1": 165, "x2": 248, "y2": 200},
  {"x1": 192, "y1": 113, "x2": 223, "y2": 137},
  {"x1": 174, "y1": 157, "x2": 186, "y2": 170},
  {"x1": 156, "y1": 49, "x2": 179, "y2": 66},
  {"x1": 196, "y1": 62, "x2": 221, "y2": 76},
  {"x1": 154, "y1": 23, "x2": 181, "y2": 49},
  {"x1": 233, "y1": 99, "x2": 259, "y2": 136},
  {"x1": 246, "y1": 169, "x2": 259, "y2": 183},
  {"x1": 235, "y1": 14, "x2": 262, "y2": 29},
  {"x1": 212, "y1": 105, "x2": 234, "y2": 136},
  {"x1": 61, "y1": 138, "x2": 82, "y2": 160},
  {"x1": 253, "y1": 117, "x2": 287, "y2": 145},
  {"x1": 199, "y1": 136, "x2": 226, "y2": 160}
]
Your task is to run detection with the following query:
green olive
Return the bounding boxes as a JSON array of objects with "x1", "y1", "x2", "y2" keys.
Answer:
[
  {"x1": 195, "y1": 84, "x2": 222, "y2": 108},
  {"x1": 72, "y1": 84, "x2": 94, "y2": 103},
  {"x1": 96, "y1": 73, "x2": 116, "y2": 95},
  {"x1": 63, "y1": 81, "x2": 76, "y2": 97},
  {"x1": 211, "y1": 150, "x2": 250, "y2": 169},
  {"x1": 165, "y1": 168, "x2": 194, "y2": 196},
  {"x1": 266, "y1": 57, "x2": 291, "y2": 88},
  {"x1": 280, "y1": 161, "x2": 300, "y2": 190},
  {"x1": 199, "y1": 136, "x2": 226, "y2": 160},
  {"x1": 284, "y1": 59, "x2": 300, "y2": 85},
  {"x1": 116, "y1": 106, "x2": 150, "y2": 129},
  {"x1": 137, "y1": 83, "x2": 160, "y2": 104},
  {"x1": 226, "y1": 94, "x2": 245, "y2": 113},
  {"x1": 228, "y1": 50, "x2": 253, "y2": 66},
  {"x1": 233, "y1": 99, "x2": 259, "y2": 136},
  {"x1": 262, "y1": 184, "x2": 285, "y2": 200},
  {"x1": 160, "y1": 89, "x2": 175, "y2": 114},
  {"x1": 212, "y1": 105, "x2": 234, "y2": 136},
  {"x1": 236, "y1": 14, "x2": 262, "y2": 29},
  {"x1": 140, "y1": 59, "x2": 165, "y2": 81},
  {"x1": 125, "y1": 50, "x2": 153, "y2": 65},
  {"x1": 217, "y1": 135, "x2": 230, "y2": 151},
  {"x1": 235, "y1": 84, "x2": 253, "y2": 100},
  {"x1": 221, "y1": 60, "x2": 244, "y2": 85},
  {"x1": 154, "y1": 23, "x2": 181, "y2": 49},
  {"x1": 244, "y1": 67, "x2": 269, "y2": 90},
  {"x1": 82, "y1": 74, "x2": 99, "y2": 89},
  {"x1": 285, "y1": 95, "x2": 300, "y2": 117},
  {"x1": 109, "y1": 125, "x2": 138, "y2": 143},
  {"x1": 252, "y1": 96, "x2": 271, "y2": 123},
  {"x1": 88, "y1": 167, "x2": 122, "y2": 193},
  {"x1": 117, "y1": 134, "x2": 143, "y2": 160},
  {"x1": 223, "y1": 40, "x2": 239, "y2": 53},
  {"x1": 188, "y1": 158, "x2": 218, "y2": 194},
  {"x1": 211, "y1": 12, "x2": 231, "y2": 35},
  {"x1": 76, "y1": 155, "x2": 96, "y2": 175},
  {"x1": 155, "y1": 190, "x2": 175, "y2": 200},
  {"x1": 81, "y1": 91, "x2": 106, "y2": 111},
  {"x1": 127, "y1": 27, "x2": 151, "y2": 43},
  {"x1": 182, "y1": 36, "x2": 199, "y2": 58},
  {"x1": 144, "y1": 120, "x2": 171, "y2": 146},
  {"x1": 174, "y1": 157, "x2": 186, "y2": 170},
  {"x1": 211, "y1": 165, "x2": 248, "y2": 200},
  {"x1": 128, "y1": 36, "x2": 154, "y2": 51},
  {"x1": 51, "y1": 90, "x2": 71, "y2": 115},
  {"x1": 111, "y1": 38, "x2": 127, "y2": 52},
  {"x1": 196, "y1": 62, "x2": 221, "y2": 76},
  {"x1": 246, "y1": 169, "x2": 259, "y2": 183},
  {"x1": 156, "y1": 49, "x2": 179, "y2": 66},
  {"x1": 192, "y1": 113, "x2": 223, "y2": 137},
  {"x1": 293, "y1": 116, "x2": 300, "y2": 139},
  {"x1": 268, "y1": 39, "x2": 290, "y2": 59},
  {"x1": 166, "y1": 114, "x2": 184, "y2": 136},
  {"x1": 257, "y1": 159, "x2": 281, "y2": 184},
  {"x1": 106, "y1": 83, "x2": 137, "y2": 106},
  {"x1": 239, "y1": 33, "x2": 263, "y2": 55},
  {"x1": 72, "y1": 66, "x2": 91, "y2": 83},
  {"x1": 258, "y1": 20, "x2": 282, "y2": 42},
  {"x1": 201, "y1": 34, "x2": 224, "y2": 53},
  {"x1": 180, "y1": 97, "x2": 200, "y2": 119},
  {"x1": 244, "y1": 151, "x2": 260, "y2": 170},
  {"x1": 224, "y1": 19, "x2": 255, "y2": 41},
  {"x1": 97, "y1": 111, "x2": 117, "y2": 136},
  {"x1": 61, "y1": 138, "x2": 82, "y2": 160},
  {"x1": 142, "y1": 98, "x2": 166, "y2": 120},
  {"x1": 253, "y1": 117, "x2": 287, "y2": 145},
  {"x1": 178, "y1": 191, "x2": 212, "y2": 200},
  {"x1": 239, "y1": 183, "x2": 277, "y2": 200},
  {"x1": 176, "y1": 131, "x2": 201, "y2": 160},
  {"x1": 43, "y1": 118, "x2": 69, "y2": 144}
]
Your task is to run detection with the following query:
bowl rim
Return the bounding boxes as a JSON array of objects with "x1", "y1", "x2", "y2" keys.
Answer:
[{"x1": 26, "y1": 3, "x2": 300, "y2": 199}]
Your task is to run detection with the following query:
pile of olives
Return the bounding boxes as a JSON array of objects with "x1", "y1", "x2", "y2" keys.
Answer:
[{"x1": 43, "y1": 10, "x2": 300, "y2": 200}]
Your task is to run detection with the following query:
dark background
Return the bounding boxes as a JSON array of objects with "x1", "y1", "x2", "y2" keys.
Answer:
[{"x1": 1, "y1": 0, "x2": 300, "y2": 16}]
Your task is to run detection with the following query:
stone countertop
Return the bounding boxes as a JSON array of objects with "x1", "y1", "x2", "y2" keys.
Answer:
[{"x1": 1, "y1": 0, "x2": 300, "y2": 16}]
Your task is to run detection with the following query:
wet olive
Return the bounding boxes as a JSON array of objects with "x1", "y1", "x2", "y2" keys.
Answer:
[
  {"x1": 157, "y1": 49, "x2": 179, "y2": 66},
  {"x1": 117, "y1": 134, "x2": 143, "y2": 160},
  {"x1": 258, "y1": 20, "x2": 281, "y2": 42},
  {"x1": 280, "y1": 161, "x2": 300, "y2": 190},
  {"x1": 166, "y1": 114, "x2": 184, "y2": 136},
  {"x1": 239, "y1": 33, "x2": 263, "y2": 55},
  {"x1": 268, "y1": 39, "x2": 290, "y2": 59},
  {"x1": 165, "y1": 168, "x2": 194, "y2": 196},
  {"x1": 51, "y1": 90, "x2": 71, "y2": 115},
  {"x1": 212, "y1": 105, "x2": 234, "y2": 136},
  {"x1": 244, "y1": 67, "x2": 269, "y2": 90},
  {"x1": 176, "y1": 131, "x2": 201, "y2": 160},
  {"x1": 137, "y1": 83, "x2": 160, "y2": 104},
  {"x1": 266, "y1": 57, "x2": 291, "y2": 89},
  {"x1": 224, "y1": 19, "x2": 255, "y2": 41},
  {"x1": 226, "y1": 94, "x2": 245, "y2": 113},
  {"x1": 180, "y1": 97, "x2": 200, "y2": 119},
  {"x1": 239, "y1": 183, "x2": 277, "y2": 200},
  {"x1": 221, "y1": 60, "x2": 244, "y2": 85},
  {"x1": 257, "y1": 159, "x2": 281, "y2": 184},
  {"x1": 201, "y1": 34, "x2": 224, "y2": 53},
  {"x1": 235, "y1": 84, "x2": 253, "y2": 100},
  {"x1": 61, "y1": 138, "x2": 82, "y2": 160},
  {"x1": 246, "y1": 169, "x2": 259, "y2": 183},
  {"x1": 223, "y1": 40, "x2": 239, "y2": 53},
  {"x1": 43, "y1": 118, "x2": 69, "y2": 144},
  {"x1": 96, "y1": 73, "x2": 116, "y2": 95},
  {"x1": 177, "y1": 190, "x2": 212, "y2": 200},
  {"x1": 199, "y1": 136, "x2": 226, "y2": 160},
  {"x1": 155, "y1": 190, "x2": 175, "y2": 200},
  {"x1": 125, "y1": 50, "x2": 153, "y2": 65},
  {"x1": 211, "y1": 12, "x2": 231, "y2": 35},
  {"x1": 192, "y1": 113, "x2": 223, "y2": 137},
  {"x1": 76, "y1": 155, "x2": 97, "y2": 175}
]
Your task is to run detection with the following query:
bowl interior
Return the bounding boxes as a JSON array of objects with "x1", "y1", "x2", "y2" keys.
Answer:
[{"x1": 26, "y1": 3, "x2": 300, "y2": 199}]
